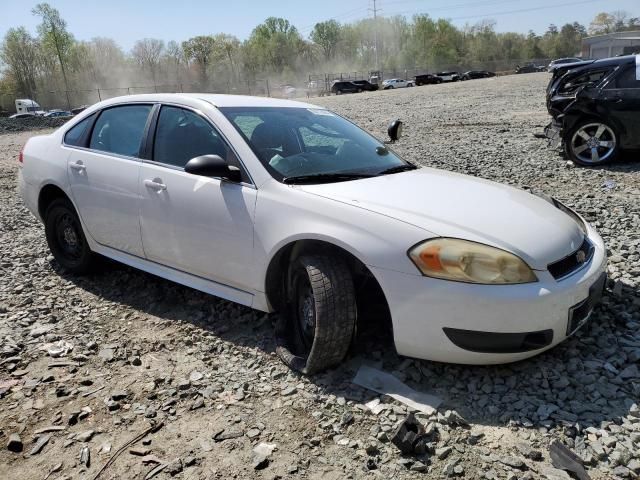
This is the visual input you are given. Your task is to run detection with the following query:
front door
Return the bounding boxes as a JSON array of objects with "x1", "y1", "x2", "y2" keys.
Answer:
[
  {"x1": 139, "y1": 105, "x2": 256, "y2": 290},
  {"x1": 67, "y1": 104, "x2": 152, "y2": 257}
]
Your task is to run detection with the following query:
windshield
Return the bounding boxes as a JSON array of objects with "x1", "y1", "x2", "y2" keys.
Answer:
[{"x1": 219, "y1": 107, "x2": 408, "y2": 182}]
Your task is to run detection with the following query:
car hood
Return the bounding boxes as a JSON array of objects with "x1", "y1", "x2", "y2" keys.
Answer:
[{"x1": 296, "y1": 168, "x2": 585, "y2": 270}]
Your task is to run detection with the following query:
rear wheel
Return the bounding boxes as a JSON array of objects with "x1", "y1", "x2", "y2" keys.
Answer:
[
  {"x1": 565, "y1": 120, "x2": 619, "y2": 166},
  {"x1": 44, "y1": 198, "x2": 96, "y2": 274},
  {"x1": 275, "y1": 255, "x2": 356, "y2": 375}
]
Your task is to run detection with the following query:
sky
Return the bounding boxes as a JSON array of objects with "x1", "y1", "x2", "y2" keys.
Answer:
[{"x1": 1, "y1": 0, "x2": 638, "y2": 50}]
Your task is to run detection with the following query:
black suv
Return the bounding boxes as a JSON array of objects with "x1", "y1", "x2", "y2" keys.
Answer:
[
  {"x1": 351, "y1": 80, "x2": 379, "y2": 91},
  {"x1": 461, "y1": 70, "x2": 495, "y2": 80},
  {"x1": 331, "y1": 81, "x2": 360, "y2": 95},
  {"x1": 414, "y1": 74, "x2": 442, "y2": 86},
  {"x1": 545, "y1": 55, "x2": 640, "y2": 166}
]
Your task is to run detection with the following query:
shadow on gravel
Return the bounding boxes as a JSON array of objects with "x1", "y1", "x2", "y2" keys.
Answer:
[{"x1": 55, "y1": 257, "x2": 638, "y2": 434}]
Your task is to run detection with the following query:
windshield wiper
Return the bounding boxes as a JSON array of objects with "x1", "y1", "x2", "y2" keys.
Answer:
[
  {"x1": 282, "y1": 172, "x2": 375, "y2": 184},
  {"x1": 377, "y1": 164, "x2": 418, "y2": 175}
]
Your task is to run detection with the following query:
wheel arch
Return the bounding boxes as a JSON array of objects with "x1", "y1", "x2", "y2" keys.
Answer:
[
  {"x1": 38, "y1": 183, "x2": 73, "y2": 220},
  {"x1": 264, "y1": 239, "x2": 392, "y2": 331}
]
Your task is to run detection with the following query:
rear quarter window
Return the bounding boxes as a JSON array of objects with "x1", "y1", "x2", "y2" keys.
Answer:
[{"x1": 64, "y1": 114, "x2": 95, "y2": 147}]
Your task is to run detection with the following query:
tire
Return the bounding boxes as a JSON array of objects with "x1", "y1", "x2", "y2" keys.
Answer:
[
  {"x1": 564, "y1": 119, "x2": 619, "y2": 166},
  {"x1": 335, "y1": 90, "x2": 342, "y2": 95},
  {"x1": 357, "y1": 89, "x2": 362, "y2": 93},
  {"x1": 275, "y1": 255, "x2": 356, "y2": 375},
  {"x1": 44, "y1": 197, "x2": 96, "y2": 274}
]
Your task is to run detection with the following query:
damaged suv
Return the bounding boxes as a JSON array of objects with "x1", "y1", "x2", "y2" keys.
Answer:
[{"x1": 546, "y1": 55, "x2": 640, "y2": 166}]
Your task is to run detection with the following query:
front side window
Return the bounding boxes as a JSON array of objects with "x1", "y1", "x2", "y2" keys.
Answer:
[
  {"x1": 153, "y1": 105, "x2": 236, "y2": 169},
  {"x1": 89, "y1": 105, "x2": 151, "y2": 157},
  {"x1": 558, "y1": 69, "x2": 612, "y2": 95},
  {"x1": 220, "y1": 107, "x2": 408, "y2": 182}
]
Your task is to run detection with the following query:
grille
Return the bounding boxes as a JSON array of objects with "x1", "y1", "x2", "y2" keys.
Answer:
[{"x1": 548, "y1": 237, "x2": 594, "y2": 280}]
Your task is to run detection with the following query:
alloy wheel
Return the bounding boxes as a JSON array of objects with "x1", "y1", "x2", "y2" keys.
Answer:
[{"x1": 570, "y1": 123, "x2": 616, "y2": 164}]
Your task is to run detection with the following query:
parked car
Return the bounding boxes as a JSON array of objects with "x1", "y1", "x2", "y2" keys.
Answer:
[
  {"x1": 44, "y1": 110, "x2": 73, "y2": 118},
  {"x1": 545, "y1": 54, "x2": 640, "y2": 166},
  {"x1": 71, "y1": 105, "x2": 89, "y2": 115},
  {"x1": 515, "y1": 63, "x2": 545, "y2": 74},
  {"x1": 19, "y1": 94, "x2": 607, "y2": 374},
  {"x1": 547, "y1": 57, "x2": 583, "y2": 71},
  {"x1": 414, "y1": 74, "x2": 442, "y2": 86},
  {"x1": 331, "y1": 81, "x2": 361, "y2": 94},
  {"x1": 434, "y1": 71, "x2": 460, "y2": 82},
  {"x1": 382, "y1": 78, "x2": 415, "y2": 89},
  {"x1": 351, "y1": 80, "x2": 379, "y2": 91},
  {"x1": 9, "y1": 112, "x2": 36, "y2": 119},
  {"x1": 461, "y1": 70, "x2": 495, "y2": 80}
]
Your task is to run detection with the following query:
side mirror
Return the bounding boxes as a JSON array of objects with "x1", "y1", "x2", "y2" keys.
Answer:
[
  {"x1": 387, "y1": 119, "x2": 403, "y2": 143},
  {"x1": 184, "y1": 154, "x2": 242, "y2": 182}
]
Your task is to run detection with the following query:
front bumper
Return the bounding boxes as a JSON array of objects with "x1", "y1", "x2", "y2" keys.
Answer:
[{"x1": 370, "y1": 226, "x2": 607, "y2": 364}]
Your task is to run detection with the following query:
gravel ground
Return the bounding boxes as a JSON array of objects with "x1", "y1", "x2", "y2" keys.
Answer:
[{"x1": 1, "y1": 73, "x2": 639, "y2": 480}]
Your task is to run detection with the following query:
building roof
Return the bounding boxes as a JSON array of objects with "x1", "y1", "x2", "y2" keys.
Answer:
[{"x1": 582, "y1": 30, "x2": 640, "y2": 45}]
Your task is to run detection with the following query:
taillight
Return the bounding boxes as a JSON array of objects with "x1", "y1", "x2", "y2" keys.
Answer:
[{"x1": 18, "y1": 146, "x2": 24, "y2": 164}]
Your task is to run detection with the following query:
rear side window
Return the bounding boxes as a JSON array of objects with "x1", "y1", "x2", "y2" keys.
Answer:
[
  {"x1": 64, "y1": 114, "x2": 95, "y2": 147},
  {"x1": 89, "y1": 105, "x2": 152, "y2": 157},
  {"x1": 609, "y1": 65, "x2": 640, "y2": 89}
]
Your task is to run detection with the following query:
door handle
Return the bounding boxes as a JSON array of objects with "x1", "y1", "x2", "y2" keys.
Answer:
[
  {"x1": 144, "y1": 179, "x2": 167, "y2": 191},
  {"x1": 70, "y1": 162, "x2": 86, "y2": 172}
]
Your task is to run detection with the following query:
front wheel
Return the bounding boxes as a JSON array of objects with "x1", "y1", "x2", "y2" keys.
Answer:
[
  {"x1": 44, "y1": 198, "x2": 96, "y2": 274},
  {"x1": 565, "y1": 120, "x2": 619, "y2": 166},
  {"x1": 276, "y1": 255, "x2": 356, "y2": 375}
]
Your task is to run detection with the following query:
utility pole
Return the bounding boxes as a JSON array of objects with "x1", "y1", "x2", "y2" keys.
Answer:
[{"x1": 369, "y1": 0, "x2": 380, "y2": 71}]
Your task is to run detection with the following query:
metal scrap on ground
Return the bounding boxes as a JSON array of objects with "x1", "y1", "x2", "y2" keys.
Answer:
[{"x1": 352, "y1": 365, "x2": 442, "y2": 415}]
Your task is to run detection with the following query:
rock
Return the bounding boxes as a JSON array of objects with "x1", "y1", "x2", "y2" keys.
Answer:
[
  {"x1": 130, "y1": 356, "x2": 142, "y2": 366},
  {"x1": 98, "y1": 348, "x2": 114, "y2": 362},
  {"x1": 516, "y1": 443, "x2": 543, "y2": 461},
  {"x1": 252, "y1": 443, "x2": 276, "y2": 471},
  {"x1": 75, "y1": 430, "x2": 96, "y2": 442},
  {"x1": 110, "y1": 389, "x2": 128, "y2": 401},
  {"x1": 213, "y1": 429, "x2": 244, "y2": 442},
  {"x1": 498, "y1": 455, "x2": 526, "y2": 469},
  {"x1": 30, "y1": 434, "x2": 52, "y2": 455},
  {"x1": 246, "y1": 428, "x2": 260, "y2": 439},
  {"x1": 129, "y1": 447, "x2": 151, "y2": 456},
  {"x1": 436, "y1": 446, "x2": 452, "y2": 459},
  {"x1": 189, "y1": 370, "x2": 203, "y2": 382},
  {"x1": 281, "y1": 386, "x2": 297, "y2": 396},
  {"x1": 165, "y1": 458, "x2": 183, "y2": 476},
  {"x1": 190, "y1": 397, "x2": 204, "y2": 410},
  {"x1": 7, "y1": 433, "x2": 22, "y2": 453},
  {"x1": 410, "y1": 460, "x2": 429, "y2": 472},
  {"x1": 538, "y1": 464, "x2": 572, "y2": 480},
  {"x1": 177, "y1": 379, "x2": 191, "y2": 390}
]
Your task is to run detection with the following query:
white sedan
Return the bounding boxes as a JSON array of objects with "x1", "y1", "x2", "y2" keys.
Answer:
[
  {"x1": 382, "y1": 78, "x2": 415, "y2": 89},
  {"x1": 18, "y1": 94, "x2": 607, "y2": 374}
]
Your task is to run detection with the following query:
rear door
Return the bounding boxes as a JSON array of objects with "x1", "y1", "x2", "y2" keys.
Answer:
[
  {"x1": 139, "y1": 104, "x2": 256, "y2": 290},
  {"x1": 601, "y1": 63, "x2": 640, "y2": 149},
  {"x1": 66, "y1": 104, "x2": 152, "y2": 256}
]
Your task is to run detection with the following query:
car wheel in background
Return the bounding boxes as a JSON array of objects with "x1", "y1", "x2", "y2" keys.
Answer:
[
  {"x1": 276, "y1": 255, "x2": 356, "y2": 375},
  {"x1": 335, "y1": 90, "x2": 342, "y2": 95},
  {"x1": 44, "y1": 198, "x2": 96, "y2": 274},
  {"x1": 565, "y1": 120, "x2": 619, "y2": 166}
]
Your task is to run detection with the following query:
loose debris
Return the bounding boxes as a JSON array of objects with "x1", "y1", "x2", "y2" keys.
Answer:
[
  {"x1": 353, "y1": 364, "x2": 442, "y2": 415},
  {"x1": 549, "y1": 439, "x2": 591, "y2": 480}
]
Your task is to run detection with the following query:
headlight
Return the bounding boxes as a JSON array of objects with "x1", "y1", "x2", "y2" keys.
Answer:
[{"x1": 408, "y1": 238, "x2": 537, "y2": 284}]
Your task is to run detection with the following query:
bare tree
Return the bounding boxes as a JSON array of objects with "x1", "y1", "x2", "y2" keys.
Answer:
[
  {"x1": 0, "y1": 27, "x2": 41, "y2": 97},
  {"x1": 131, "y1": 38, "x2": 165, "y2": 87}
]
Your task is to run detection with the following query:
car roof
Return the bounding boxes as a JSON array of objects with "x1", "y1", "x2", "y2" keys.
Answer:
[{"x1": 92, "y1": 93, "x2": 322, "y2": 110}]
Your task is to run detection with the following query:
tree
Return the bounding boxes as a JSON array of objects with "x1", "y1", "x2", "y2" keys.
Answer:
[
  {"x1": 33, "y1": 3, "x2": 74, "y2": 92},
  {"x1": 589, "y1": 12, "x2": 616, "y2": 35},
  {"x1": 311, "y1": 20, "x2": 341, "y2": 60},
  {"x1": 246, "y1": 17, "x2": 304, "y2": 72},
  {"x1": 182, "y1": 35, "x2": 216, "y2": 86},
  {"x1": 132, "y1": 38, "x2": 164, "y2": 86},
  {"x1": 213, "y1": 34, "x2": 241, "y2": 82},
  {"x1": 0, "y1": 27, "x2": 40, "y2": 96},
  {"x1": 165, "y1": 40, "x2": 185, "y2": 83}
]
